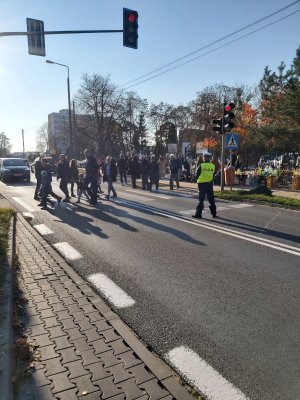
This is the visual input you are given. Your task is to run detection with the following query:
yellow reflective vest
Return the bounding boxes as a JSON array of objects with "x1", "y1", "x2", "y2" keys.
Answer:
[{"x1": 197, "y1": 162, "x2": 215, "y2": 183}]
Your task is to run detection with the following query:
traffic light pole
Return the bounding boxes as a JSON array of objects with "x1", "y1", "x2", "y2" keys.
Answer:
[{"x1": 220, "y1": 130, "x2": 225, "y2": 192}]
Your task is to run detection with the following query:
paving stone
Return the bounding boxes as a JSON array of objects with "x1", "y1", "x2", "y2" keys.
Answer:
[
  {"x1": 56, "y1": 388, "x2": 79, "y2": 400},
  {"x1": 80, "y1": 349, "x2": 102, "y2": 366},
  {"x1": 44, "y1": 357, "x2": 67, "y2": 377},
  {"x1": 83, "y1": 328, "x2": 100, "y2": 343},
  {"x1": 71, "y1": 290, "x2": 86, "y2": 299},
  {"x1": 30, "y1": 288, "x2": 43, "y2": 296},
  {"x1": 59, "y1": 347, "x2": 81, "y2": 364},
  {"x1": 21, "y1": 305, "x2": 39, "y2": 317},
  {"x1": 87, "y1": 311, "x2": 105, "y2": 323},
  {"x1": 25, "y1": 314, "x2": 44, "y2": 327},
  {"x1": 48, "y1": 325, "x2": 65, "y2": 339},
  {"x1": 59, "y1": 289, "x2": 72, "y2": 299},
  {"x1": 78, "y1": 392, "x2": 104, "y2": 400},
  {"x1": 30, "y1": 367, "x2": 52, "y2": 387},
  {"x1": 72, "y1": 337, "x2": 94, "y2": 353},
  {"x1": 52, "y1": 335, "x2": 74, "y2": 351},
  {"x1": 71, "y1": 373, "x2": 99, "y2": 397},
  {"x1": 52, "y1": 303, "x2": 67, "y2": 312},
  {"x1": 34, "y1": 384, "x2": 55, "y2": 400},
  {"x1": 72, "y1": 311, "x2": 87, "y2": 321},
  {"x1": 43, "y1": 316, "x2": 59, "y2": 328},
  {"x1": 68, "y1": 304, "x2": 84, "y2": 315},
  {"x1": 49, "y1": 371, "x2": 76, "y2": 394},
  {"x1": 139, "y1": 379, "x2": 170, "y2": 400},
  {"x1": 56, "y1": 310, "x2": 72, "y2": 321},
  {"x1": 60, "y1": 318, "x2": 77, "y2": 331},
  {"x1": 28, "y1": 333, "x2": 53, "y2": 348},
  {"x1": 127, "y1": 364, "x2": 155, "y2": 385},
  {"x1": 65, "y1": 360, "x2": 89, "y2": 379},
  {"x1": 39, "y1": 308, "x2": 56, "y2": 319},
  {"x1": 39, "y1": 344, "x2": 58, "y2": 361},
  {"x1": 67, "y1": 285, "x2": 80, "y2": 294},
  {"x1": 68, "y1": 327, "x2": 83, "y2": 341},
  {"x1": 109, "y1": 339, "x2": 131, "y2": 355},
  {"x1": 116, "y1": 351, "x2": 142, "y2": 369},
  {"x1": 118, "y1": 378, "x2": 146, "y2": 400},
  {"x1": 36, "y1": 301, "x2": 51, "y2": 311},
  {"x1": 47, "y1": 296, "x2": 61, "y2": 305},
  {"x1": 99, "y1": 350, "x2": 122, "y2": 368},
  {"x1": 76, "y1": 317, "x2": 94, "y2": 332},
  {"x1": 29, "y1": 323, "x2": 48, "y2": 337},
  {"x1": 94, "y1": 376, "x2": 123, "y2": 399},
  {"x1": 100, "y1": 329, "x2": 120, "y2": 343},
  {"x1": 27, "y1": 282, "x2": 40, "y2": 290},
  {"x1": 82, "y1": 304, "x2": 96, "y2": 314},
  {"x1": 61, "y1": 296, "x2": 76, "y2": 306},
  {"x1": 86, "y1": 361, "x2": 111, "y2": 382},
  {"x1": 75, "y1": 297, "x2": 90, "y2": 307},
  {"x1": 94, "y1": 319, "x2": 111, "y2": 332},
  {"x1": 106, "y1": 363, "x2": 132, "y2": 383},
  {"x1": 43, "y1": 289, "x2": 57, "y2": 298},
  {"x1": 92, "y1": 338, "x2": 111, "y2": 355}
]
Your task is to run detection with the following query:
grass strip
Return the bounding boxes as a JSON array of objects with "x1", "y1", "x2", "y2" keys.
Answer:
[
  {"x1": 214, "y1": 191, "x2": 300, "y2": 209},
  {"x1": 0, "y1": 208, "x2": 14, "y2": 287}
]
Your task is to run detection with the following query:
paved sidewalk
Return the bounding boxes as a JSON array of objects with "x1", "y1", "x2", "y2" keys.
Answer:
[{"x1": 14, "y1": 214, "x2": 193, "y2": 400}]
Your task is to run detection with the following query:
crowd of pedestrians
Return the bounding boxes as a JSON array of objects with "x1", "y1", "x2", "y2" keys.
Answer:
[{"x1": 33, "y1": 150, "x2": 219, "y2": 219}]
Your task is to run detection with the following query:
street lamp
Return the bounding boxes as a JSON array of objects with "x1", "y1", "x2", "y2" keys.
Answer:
[
  {"x1": 21, "y1": 129, "x2": 25, "y2": 159},
  {"x1": 46, "y1": 59, "x2": 73, "y2": 156}
]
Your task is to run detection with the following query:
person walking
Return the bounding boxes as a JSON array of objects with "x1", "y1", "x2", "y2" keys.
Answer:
[
  {"x1": 149, "y1": 155, "x2": 160, "y2": 191},
  {"x1": 128, "y1": 154, "x2": 140, "y2": 188},
  {"x1": 84, "y1": 149, "x2": 99, "y2": 206},
  {"x1": 140, "y1": 155, "x2": 150, "y2": 190},
  {"x1": 117, "y1": 154, "x2": 128, "y2": 185},
  {"x1": 192, "y1": 152, "x2": 217, "y2": 219},
  {"x1": 158, "y1": 155, "x2": 166, "y2": 178},
  {"x1": 103, "y1": 156, "x2": 117, "y2": 199},
  {"x1": 76, "y1": 174, "x2": 90, "y2": 204},
  {"x1": 69, "y1": 159, "x2": 79, "y2": 197},
  {"x1": 38, "y1": 159, "x2": 61, "y2": 209},
  {"x1": 169, "y1": 154, "x2": 180, "y2": 190},
  {"x1": 57, "y1": 154, "x2": 71, "y2": 201},
  {"x1": 34, "y1": 156, "x2": 42, "y2": 200}
]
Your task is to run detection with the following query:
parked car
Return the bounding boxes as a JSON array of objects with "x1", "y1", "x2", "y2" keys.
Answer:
[
  {"x1": 0, "y1": 158, "x2": 31, "y2": 183},
  {"x1": 31, "y1": 156, "x2": 57, "y2": 174}
]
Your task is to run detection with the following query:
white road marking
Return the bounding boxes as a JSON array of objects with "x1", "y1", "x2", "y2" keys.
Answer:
[
  {"x1": 87, "y1": 273, "x2": 135, "y2": 308},
  {"x1": 34, "y1": 224, "x2": 54, "y2": 236},
  {"x1": 180, "y1": 209, "x2": 207, "y2": 215},
  {"x1": 228, "y1": 203, "x2": 254, "y2": 208},
  {"x1": 125, "y1": 188, "x2": 170, "y2": 199},
  {"x1": 166, "y1": 346, "x2": 249, "y2": 400},
  {"x1": 22, "y1": 212, "x2": 35, "y2": 220},
  {"x1": 53, "y1": 242, "x2": 83, "y2": 260},
  {"x1": 117, "y1": 201, "x2": 300, "y2": 256},
  {"x1": 12, "y1": 197, "x2": 36, "y2": 212}
]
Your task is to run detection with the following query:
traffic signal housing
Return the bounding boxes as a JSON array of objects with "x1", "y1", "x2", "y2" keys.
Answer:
[
  {"x1": 123, "y1": 8, "x2": 138, "y2": 49},
  {"x1": 26, "y1": 18, "x2": 45, "y2": 56},
  {"x1": 223, "y1": 102, "x2": 235, "y2": 133},
  {"x1": 213, "y1": 118, "x2": 223, "y2": 134}
]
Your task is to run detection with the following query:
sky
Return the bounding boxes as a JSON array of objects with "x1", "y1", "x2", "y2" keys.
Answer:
[{"x1": 0, "y1": 0, "x2": 299, "y2": 152}]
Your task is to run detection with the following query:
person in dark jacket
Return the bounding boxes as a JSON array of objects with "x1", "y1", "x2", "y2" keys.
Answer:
[
  {"x1": 57, "y1": 154, "x2": 71, "y2": 201},
  {"x1": 84, "y1": 149, "x2": 99, "y2": 205},
  {"x1": 34, "y1": 157, "x2": 42, "y2": 200},
  {"x1": 128, "y1": 155, "x2": 140, "y2": 188},
  {"x1": 69, "y1": 159, "x2": 79, "y2": 197},
  {"x1": 117, "y1": 154, "x2": 128, "y2": 185},
  {"x1": 102, "y1": 156, "x2": 117, "y2": 199},
  {"x1": 140, "y1": 156, "x2": 150, "y2": 190},
  {"x1": 149, "y1": 155, "x2": 160, "y2": 191},
  {"x1": 38, "y1": 160, "x2": 61, "y2": 209},
  {"x1": 169, "y1": 154, "x2": 180, "y2": 190}
]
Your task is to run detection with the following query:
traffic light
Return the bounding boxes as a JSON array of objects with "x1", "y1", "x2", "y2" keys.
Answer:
[
  {"x1": 26, "y1": 18, "x2": 45, "y2": 56},
  {"x1": 213, "y1": 118, "x2": 223, "y2": 134},
  {"x1": 123, "y1": 8, "x2": 138, "y2": 49},
  {"x1": 223, "y1": 102, "x2": 235, "y2": 133}
]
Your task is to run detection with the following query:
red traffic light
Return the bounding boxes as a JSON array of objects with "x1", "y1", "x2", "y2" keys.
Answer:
[
  {"x1": 224, "y1": 102, "x2": 235, "y2": 112},
  {"x1": 128, "y1": 13, "x2": 136, "y2": 23}
]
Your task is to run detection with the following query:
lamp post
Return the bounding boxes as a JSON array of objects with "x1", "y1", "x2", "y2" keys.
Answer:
[
  {"x1": 46, "y1": 60, "x2": 73, "y2": 156},
  {"x1": 21, "y1": 129, "x2": 25, "y2": 159}
]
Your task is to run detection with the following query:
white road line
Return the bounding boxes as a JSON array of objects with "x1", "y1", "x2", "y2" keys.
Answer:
[
  {"x1": 125, "y1": 189, "x2": 170, "y2": 199},
  {"x1": 228, "y1": 203, "x2": 254, "y2": 208},
  {"x1": 180, "y1": 209, "x2": 207, "y2": 215},
  {"x1": 117, "y1": 200, "x2": 300, "y2": 256},
  {"x1": 22, "y1": 212, "x2": 35, "y2": 220},
  {"x1": 34, "y1": 224, "x2": 54, "y2": 236},
  {"x1": 12, "y1": 197, "x2": 36, "y2": 212},
  {"x1": 87, "y1": 273, "x2": 135, "y2": 308},
  {"x1": 53, "y1": 242, "x2": 83, "y2": 260},
  {"x1": 166, "y1": 346, "x2": 249, "y2": 400}
]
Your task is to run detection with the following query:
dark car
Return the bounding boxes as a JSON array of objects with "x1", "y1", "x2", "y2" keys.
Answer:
[
  {"x1": 31, "y1": 156, "x2": 57, "y2": 174},
  {"x1": 0, "y1": 158, "x2": 31, "y2": 183}
]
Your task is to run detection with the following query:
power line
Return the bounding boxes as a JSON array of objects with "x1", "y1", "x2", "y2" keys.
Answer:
[
  {"x1": 124, "y1": 9, "x2": 300, "y2": 90},
  {"x1": 121, "y1": 0, "x2": 300, "y2": 87}
]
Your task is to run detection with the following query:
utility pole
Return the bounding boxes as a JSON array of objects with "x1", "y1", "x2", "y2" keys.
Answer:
[{"x1": 21, "y1": 129, "x2": 25, "y2": 158}]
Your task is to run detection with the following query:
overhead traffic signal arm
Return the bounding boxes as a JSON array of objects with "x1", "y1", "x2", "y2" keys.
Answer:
[{"x1": 123, "y1": 8, "x2": 138, "y2": 49}]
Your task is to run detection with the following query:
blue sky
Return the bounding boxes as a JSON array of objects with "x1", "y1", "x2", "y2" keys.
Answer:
[{"x1": 0, "y1": 0, "x2": 299, "y2": 152}]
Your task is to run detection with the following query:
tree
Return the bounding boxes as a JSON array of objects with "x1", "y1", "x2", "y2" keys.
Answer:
[
  {"x1": 36, "y1": 122, "x2": 48, "y2": 153},
  {"x1": 0, "y1": 132, "x2": 11, "y2": 157}
]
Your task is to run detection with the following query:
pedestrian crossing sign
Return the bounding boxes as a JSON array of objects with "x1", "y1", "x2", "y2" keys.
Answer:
[{"x1": 225, "y1": 133, "x2": 239, "y2": 149}]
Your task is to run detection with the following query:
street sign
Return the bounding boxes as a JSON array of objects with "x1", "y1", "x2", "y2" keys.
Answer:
[
  {"x1": 26, "y1": 18, "x2": 45, "y2": 56},
  {"x1": 225, "y1": 132, "x2": 239, "y2": 150}
]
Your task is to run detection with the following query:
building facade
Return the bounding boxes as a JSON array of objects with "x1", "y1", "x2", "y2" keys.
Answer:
[{"x1": 48, "y1": 109, "x2": 71, "y2": 155}]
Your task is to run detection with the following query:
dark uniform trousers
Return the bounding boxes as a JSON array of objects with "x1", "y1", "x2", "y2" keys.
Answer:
[{"x1": 196, "y1": 182, "x2": 216, "y2": 216}]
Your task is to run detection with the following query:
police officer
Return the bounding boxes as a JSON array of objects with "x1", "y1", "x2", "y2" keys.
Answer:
[{"x1": 193, "y1": 152, "x2": 217, "y2": 219}]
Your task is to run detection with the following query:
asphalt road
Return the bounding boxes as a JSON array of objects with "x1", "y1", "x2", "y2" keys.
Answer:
[{"x1": 1, "y1": 178, "x2": 300, "y2": 400}]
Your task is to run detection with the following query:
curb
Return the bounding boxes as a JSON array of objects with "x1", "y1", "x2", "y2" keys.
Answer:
[
  {"x1": 19, "y1": 214, "x2": 194, "y2": 400},
  {"x1": 0, "y1": 214, "x2": 15, "y2": 400}
]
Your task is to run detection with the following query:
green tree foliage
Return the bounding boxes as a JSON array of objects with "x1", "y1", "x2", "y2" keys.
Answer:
[{"x1": 0, "y1": 132, "x2": 11, "y2": 157}]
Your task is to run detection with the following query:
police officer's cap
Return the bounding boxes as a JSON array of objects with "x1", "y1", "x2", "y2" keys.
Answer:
[{"x1": 203, "y1": 151, "x2": 212, "y2": 158}]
